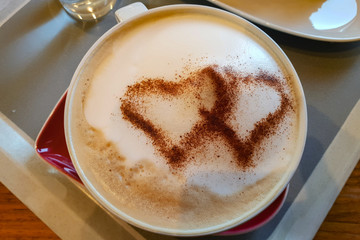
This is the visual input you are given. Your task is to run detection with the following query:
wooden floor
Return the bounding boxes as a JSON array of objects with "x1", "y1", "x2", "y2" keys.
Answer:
[{"x1": 1, "y1": 160, "x2": 359, "y2": 240}]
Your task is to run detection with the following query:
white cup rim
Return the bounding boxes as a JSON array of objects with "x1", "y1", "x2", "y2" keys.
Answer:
[{"x1": 64, "y1": 4, "x2": 308, "y2": 236}]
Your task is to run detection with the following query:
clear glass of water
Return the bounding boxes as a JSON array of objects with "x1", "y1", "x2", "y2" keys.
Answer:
[{"x1": 59, "y1": 0, "x2": 117, "y2": 21}]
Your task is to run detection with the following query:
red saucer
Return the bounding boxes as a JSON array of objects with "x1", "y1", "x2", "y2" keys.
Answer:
[{"x1": 35, "y1": 91, "x2": 288, "y2": 235}]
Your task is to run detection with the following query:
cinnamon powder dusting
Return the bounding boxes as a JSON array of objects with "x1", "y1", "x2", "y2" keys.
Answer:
[{"x1": 120, "y1": 65, "x2": 293, "y2": 171}]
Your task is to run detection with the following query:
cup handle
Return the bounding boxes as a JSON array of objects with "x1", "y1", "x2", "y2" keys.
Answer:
[{"x1": 115, "y1": 2, "x2": 148, "y2": 23}]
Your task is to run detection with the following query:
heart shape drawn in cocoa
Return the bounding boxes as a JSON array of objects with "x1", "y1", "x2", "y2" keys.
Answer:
[{"x1": 120, "y1": 65, "x2": 293, "y2": 171}]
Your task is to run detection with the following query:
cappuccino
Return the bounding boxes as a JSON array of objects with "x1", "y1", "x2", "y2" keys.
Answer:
[{"x1": 66, "y1": 6, "x2": 306, "y2": 235}]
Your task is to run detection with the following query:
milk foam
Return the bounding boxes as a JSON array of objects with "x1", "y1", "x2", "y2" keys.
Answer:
[
  {"x1": 83, "y1": 14, "x2": 291, "y2": 195},
  {"x1": 70, "y1": 9, "x2": 302, "y2": 233}
]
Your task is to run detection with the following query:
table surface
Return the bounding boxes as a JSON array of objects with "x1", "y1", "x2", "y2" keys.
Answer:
[
  {"x1": 3, "y1": 164, "x2": 359, "y2": 239},
  {"x1": 1, "y1": 0, "x2": 360, "y2": 239}
]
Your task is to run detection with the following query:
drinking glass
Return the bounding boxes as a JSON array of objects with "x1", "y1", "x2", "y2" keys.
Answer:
[{"x1": 59, "y1": 0, "x2": 117, "y2": 21}]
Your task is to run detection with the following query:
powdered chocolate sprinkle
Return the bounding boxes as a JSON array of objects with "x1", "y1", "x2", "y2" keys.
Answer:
[{"x1": 120, "y1": 65, "x2": 293, "y2": 171}]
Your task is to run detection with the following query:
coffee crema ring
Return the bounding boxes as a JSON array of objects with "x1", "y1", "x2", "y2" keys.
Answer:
[{"x1": 120, "y1": 65, "x2": 293, "y2": 171}]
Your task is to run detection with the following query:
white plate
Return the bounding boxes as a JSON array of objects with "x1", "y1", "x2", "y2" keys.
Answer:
[{"x1": 208, "y1": 0, "x2": 360, "y2": 42}]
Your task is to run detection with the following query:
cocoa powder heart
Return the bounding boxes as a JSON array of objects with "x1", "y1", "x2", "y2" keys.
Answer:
[{"x1": 120, "y1": 66, "x2": 292, "y2": 171}]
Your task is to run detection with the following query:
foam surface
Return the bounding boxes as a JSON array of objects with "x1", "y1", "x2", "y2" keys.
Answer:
[{"x1": 69, "y1": 10, "x2": 302, "y2": 233}]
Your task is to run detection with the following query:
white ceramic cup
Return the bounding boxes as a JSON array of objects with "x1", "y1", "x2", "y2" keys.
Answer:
[{"x1": 64, "y1": 2, "x2": 307, "y2": 236}]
